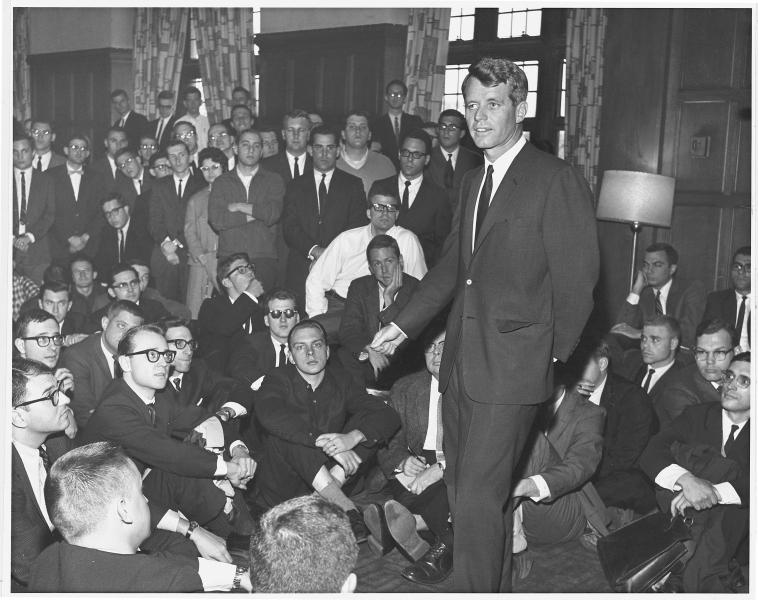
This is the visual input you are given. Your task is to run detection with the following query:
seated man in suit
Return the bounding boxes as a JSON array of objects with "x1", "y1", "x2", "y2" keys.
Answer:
[
  {"x1": 639, "y1": 352, "x2": 750, "y2": 593},
  {"x1": 253, "y1": 319, "x2": 400, "y2": 542},
  {"x1": 138, "y1": 134, "x2": 158, "y2": 167},
  {"x1": 82, "y1": 324, "x2": 257, "y2": 538},
  {"x1": 305, "y1": 184, "x2": 427, "y2": 341},
  {"x1": 657, "y1": 318, "x2": 736, "y2": 430},
  {"x1": 127, "y1": 258, "x2": 192, "y2": 321},
  {"x1": 370, "y1": 328, "x2": 453, "y2": 584},
  {"x1": 250, "y1": 495, "x2": 359, "y2": 593},
  {"x1": 96, "y1": 192, "x2": 152, "y2": 278},
  {"x1": 339, "y1": 234, "x2": 422, "y2": 391},
  {"x1": 69, "y1": 253, "x2": 109, "y2": 318},
  {"x1": 196, "y1": 252, "x2": 266, "y2": 371},
  {"x1": 336, "y1": 109, "x2": 396, "y2": 196},
  {"x1": 61, "y1": 299, "x2": 144, "y2": 427},
  {"x1": 36, "y1": 280, "x2": 95, "y2": 346},
  {"x1": 610, "y1": 243, "x2": 705, "y2": 374},
  {"x1": 93, "y1": 263, "x2": 170, "y2": 324},
  {"x1": 111, "y1": 88, "x2": 149, "y2": 151},
  {"x1": 173, "y1": 120, "x2": 201, "y2": 170},
  {"x1": 30, "y1": 441, "x2": 250, "y2": 593},
  {"x1": 425, "y1": 109, "x2": 483, "y2": 210},
  {"x1": 573, "y1": 337, "x2": 657, "y2": 515},
  {"x1": 704, "y1": 246, "x2": 750, "y2": 352},
  {"x1": 374, "y1": 129, "x2": 452, "y2": 267},
  {"x1": 29, "y1": 119, "x2": 66, "y2": 172},
  {"x1": 370, "y1": 79, "x2": 424, "y2": 170}
]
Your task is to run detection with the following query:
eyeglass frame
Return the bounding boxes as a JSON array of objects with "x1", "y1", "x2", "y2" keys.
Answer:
[
  {"x1": 19, "y1": 334, "x2": 64, "y2": 348},
  {"x1": 424, "y1": 340, "x2": 445, "y2": 355},
  {"x1": 722, "y1": 369, "x2": 750, "y2": 390},
  {"x1": 166, "y1": 338, "x2": 199, "y2": 351},
  {"x1": 122, "y1": 348, "x2": 176, "y2": 363},
  {"x1": 399, "y1": 149, "x2": 427, "y2": 160},
  {"x1": 225, "y1": 263, "x2": 255, "y2": 279},
  {"x1": 111, "y1": 278, "x2": 140, "y2": 290},
  {"x1": 693, "y1": 347, "x2": 733, "y2": 362},
  {"x1": 370, "y1": 202, "x2": 400, "y2": 214},
  {"x1": 731, "y1": 263, "x2": 751, "y2": 274},
  {"x1": 268, "y1": 308, "x2": 298, "y2": 319},
  {"x1": 15, "y1": 379, "x2": 66, "y2": 408}
]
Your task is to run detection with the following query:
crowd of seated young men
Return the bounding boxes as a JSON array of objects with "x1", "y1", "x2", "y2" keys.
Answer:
[{"x1": 10, "y1": 78, "x2": 750, "y2": 593}]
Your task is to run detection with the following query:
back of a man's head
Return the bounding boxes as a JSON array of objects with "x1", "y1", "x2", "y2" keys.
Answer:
[{"x1": 250, "y1": 495, "x2": 358, "y2": 593}]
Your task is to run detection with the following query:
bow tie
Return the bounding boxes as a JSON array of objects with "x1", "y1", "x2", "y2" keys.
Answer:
[{"x1": 68, "y1": 168, "x2": 83, "y2": 175}]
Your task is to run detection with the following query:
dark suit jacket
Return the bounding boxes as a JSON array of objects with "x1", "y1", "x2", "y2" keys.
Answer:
[
  {"x1": 34, "y1": 152, "x2": 67, "y2": 171},
  {"x1": 639, "y1": 402, "x2": 749, "y2": 505},
  {"x1": 634, "y1": 360, "x2": 684, "y2": 419},
  {"x1": 426, "y1": 144, "x2": 483, "y2": 210},
  {"x1": 261, "y1": 152, "x2": 313, "y2": 182},
  {"x1": 115, "y1": 169, "x2": 154, "y2": 222},
  {"x1": 92, "y1": 297, "x2": 169, "y2": 326},
  {"x1": 394, "y1": 141, "x2": 599, "y2": 406},
  {"x1": 149, "y1": 114, "x2": 179, "y2": 150},
  {"x1": 59, "y1": 332, "x2": 113, "y2": 426},
  {"x1": 47, "y1": 164, "x2": 106, "y2": 258},
  {"x1": 89, "y1": 156, "x2": 131, "y2": 192},
  {"x1": 13, "y1": 168, "x2": 55, "y2": 271},
  {"x1": 704, "y1": 288, "x2": 751, "y2": 346},
  {"x1": 95, "y1": 217, "x2": 154, "y2": 278},
  {"x1": 376, "y1": 174, "x2": 452, "y2": 267},
  {"x1": 148, "y1": 171, "x2": 206, "y2": 249},
  {"x1": 656, "y1": 363, "x2": 722, "y2": 431},
  {"x1": 617, "y1": 277, "x2": 706, "y2": 348},
  {"x1": 227, "y1": 331, "x2": 278, "y2": 388},
  {"x1": 282, "y1": 167, "x2": 367, "y2": 301},
  {"x1": 371, "y1": 112, "x2": 425, "y2": 170},
  {"x1": 115, "y1": 111, "x2": 150, "y2": 150},
  {"x1": 60, "y1": 312, "x2": 97, "y2": 336}
]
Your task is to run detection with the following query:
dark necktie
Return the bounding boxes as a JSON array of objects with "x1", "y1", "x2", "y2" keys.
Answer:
[
  {"x1": 156, "y1": 119, "x2": 164, "y2": 143},
  {"x1": 318, "y1": 173, "x2": 327, "y2": 215},
  {"x1": 19, "y1": 171, "x2": 27, "y2": 225},
  {"x1": 474, "y1": 165, "x2": 494, "y2": 246},
  {"x1": 38, "y1": 445, "x2": 51, "y2": 474},
  {"x1": 735, "y1": 295, "x2": 747, "y2": 341},
  {"x1": 118, "y1": 229, "x2": 125, "y2": 262},
  {"x1": 444, "y1": 153, "x2": 454, "y2": 188},
  {"x1": 723, "y1": 423, "x2": 739, "y2": 456},
  {"x1": 402, "y1": 180, "x2": 411, "y2": 213},
  {"x1": 293, "y1": 156, "x2": 300, "y2": 178},
  {"x1": 177, "y1": 178, "x2": 183, "y2": 198},
  {"x1": 35, "y1": 155, "x2": 42, "y2": 172},
  {"x1": 119, "y1": 117, "x2": 125, "y2": 128},
  {"x1": 173, "y1": 376, "x2": 182, "y2": 391},
  {"x1": 394, "y1": 116, "x2": 400, "y2": 143},
  {"x1": 642, "y1": 368, "x2": 655, "y2": 394},
  {"x1": 146, "y1": 403, "x2": 156, "y2": 427},
  {"x1": 278, "y1": 343, "x2": 287, "y2": 367},
  {"x1": 655, "y1": 290, "x2": 663, "y2": 315},
  {"x1": 137, "y1": 179, "x2": 142, "y2": 195}
]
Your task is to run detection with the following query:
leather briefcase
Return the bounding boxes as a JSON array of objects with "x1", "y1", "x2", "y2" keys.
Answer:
[{"x1": 597, "y1": 511, "x2": 692, "y2": 592}]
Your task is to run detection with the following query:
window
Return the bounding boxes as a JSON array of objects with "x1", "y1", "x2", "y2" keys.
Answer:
[
  {"x1": 497, "y1": 8, "x2": 542, "y2": 38},
  {"x1": 449, "y1": 8, "x2": 476, "y2": 41}
]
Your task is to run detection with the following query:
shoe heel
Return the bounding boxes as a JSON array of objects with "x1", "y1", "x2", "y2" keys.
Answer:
[
  {"x1": 403, "y1": 537, "x2": 430, "y2": 562},
  {"x1": 367, "y1": 534, "x2": 387, "y2": 557}
]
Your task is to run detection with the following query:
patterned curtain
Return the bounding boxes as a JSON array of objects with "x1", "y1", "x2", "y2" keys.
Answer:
[
  {"x1": 13, "y1": 7, "x2": 31, "y2": 124},
  {"x1": 133, "y1": 8, "x2": 189, "y2": 117},
  {"x1": 194, "y1": 8, "x2": 257, "y2": 124},
  {"x1": 404, "y1": 8, "x2": 450, "y2": 123},
  {"x1": 565, "y1": 8, "x2": 607, "y2": 194}
]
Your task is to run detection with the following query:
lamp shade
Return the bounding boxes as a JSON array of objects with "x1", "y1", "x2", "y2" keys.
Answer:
[{"x1": 596, "y1": 170, "x2": 675, "y2": 228}]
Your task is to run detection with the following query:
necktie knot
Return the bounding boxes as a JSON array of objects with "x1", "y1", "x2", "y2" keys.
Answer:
[
  {"x1": 278, "y1": 343, "x2": 287, "y2": 367},
  {"x1": 172, "y1": 376, "x2": 182, "y2": 391},
  {"x1": 642, "y1": 367, "x2": 656, "y2": 393}
]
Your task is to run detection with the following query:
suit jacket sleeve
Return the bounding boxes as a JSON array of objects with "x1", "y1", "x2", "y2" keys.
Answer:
[
  {"x1": 616, "y1": 298, "x2": 643, "y2": 330},
  {"x1": 676, "y1": 280, "x2": 706, "y2": 348},
  {"x1": 378, "y1": 376, "x2": 416, "y2": 478},
  {"x1": 656, "y1": 378, "x2": 700, "y2": 431},
  {"x1": 343, "y1": 378, "x2": 400, "y2": 446},
  {"x1": 600, "y1": 384, "x2": 655, "y2": 476},
  {"x1": 255, "y1": 372, "x2": 319, "y2": 447},
  {"x1": 28, "y1": 173, "x2": 56, "y2": 241},
  {"x1": 208, "y1": 175, "x2": 249, "y2": 231},
  {"x1": 59, "y1": 344, "x2": 103, "y2": 427},
  {"x1": 338, "y1": 278, "x2": 373, "y2": 355},
  {"x1": 249, "y1": 171, "x2": 285, "y2": 226}
]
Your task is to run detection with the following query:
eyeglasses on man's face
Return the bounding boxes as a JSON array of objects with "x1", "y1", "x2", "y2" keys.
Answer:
[
  {"x1": 112, "y1": 278, "x2": 139, "y2": 290},
  {"x1": 370, "y1": 203, "x2": 399, "y2": 214},
  {"x1": 731, "y1": 263, "x2": 751, "y2": 274},
  {"x1": 117, "y1": 157, "x2": 137, "y2": 169},
  {"x1": 399, "y1": 149, "x2": 427, "y2": 160},
  {"x1": 31, "y1": 129, "x2": 52, "y2": 136},
  {"x1": 225, "y1": 263, "x2": 255, "y2": 279},
  {"x1": 167, "y1": 338, "x2": 198, "y2": 351},
  {"x1": 424, "y1": 340, "x2": 445, "y2": 355},
  {"x1": 693, "y1": 348, "x2": 733, "y2": 362},
  {"x1": 722, "y1": 370, "x2": 750, "y2": 389},
  {"x1": 437, "y1": 123, "x2": 461, "y2": 131},
  {"x1": 268, "y1": 308, "x2": 297, "y2": 319},
  {"x1": 140, "y1": 143, "x2": 157, "y2": 150},
  {"x1": 20, "y1": 334, "x2": 64, "y2": 348},
  {"x1": 16, "y1": 379, "x2": 66, "y2": 408},
  {"x1": 123, "y1": 348, "x2": 176, "y2": 363}
]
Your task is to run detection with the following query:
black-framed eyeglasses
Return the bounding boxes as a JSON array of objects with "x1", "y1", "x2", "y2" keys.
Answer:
[
  {"x1": 152, "y1": 164, "x2": 171, "y2": 171},
  {"x1": 15, "y1": 379, "x2": 65, "y2": 408},
  {"x1": 399, "y1": 149, "x2": 427, "y2": 160},
  {"x1": 31, "y1": 129, "x2": 51, "y2": 136},
  {"x1": 731, "y1": 263, "x2": 751, "y2": 274},
  {"x1": 176, "y1": 132, "x2": 196, "y2": 139},
  {"x1": 123, "y1": 348, "x2": 176, "y2": 363},
  {"x1": 693, "y1": 348, "x2": 733, "y2": 361},
  {"x1": 116, "y1": 157, "x2": 136, "y2": 169},
  {"x1": 69, "y1": 144, "x2": 89, "y2": 152},
  {"x1": 112, "y1": 278, "x2": 139, "y2": 290},
  {"x1": 208, "y1": 133, "x2": 230, "y2": 142},
  {"x1": 268, "y1": 308, "x2": 297, "y2": 319},
  {"x1": 722, "y1": 370, "x2": 750, "y2": 390},
  {"x1": 20, "y1": 334, "x2": 64, "y2": 347},
  {"x1": 140, "y1": 143, "x2": 157, "y2": 150},
  {"x1": 104, "y1": 205, "x2": 125, "y2": 219},
  {"x1": 167, "y1": 338, "x2": 198, "y2": 351},
  {"x1": 370, "y1": 203, "x2": 399, "y2": 214},
  {"x1": 424, "y1": 340, "x2": 445, "y2": 355},
  {"x1": 437, "y1": 123, "x2": 461, "y2": 131},
  {"x1": 225, "y1": 263, "x2": 255, "y2": 278}
]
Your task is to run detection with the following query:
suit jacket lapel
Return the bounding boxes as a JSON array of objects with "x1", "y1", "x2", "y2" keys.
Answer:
[
  {"x1": 666, "y1": 278, "x2": 683, "y2": 315},
  {"x1": 410, "y1": 375, "x2": 432, "y2": 454},
  {"x1": 12, "y1": 444, "x2": 48, "y2": 526},
  {"x1": 472, "y1": 172, "x2": 517, "y2": 256}
]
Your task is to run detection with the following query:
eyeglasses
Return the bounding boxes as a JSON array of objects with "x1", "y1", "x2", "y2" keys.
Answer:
[
  {"x1": 176, "y1": 132, "x2": 196, "y2": 139},
  {"x1": 424, "y1": 340, "x2": 445, "y2": 355},
  {"x1": 722, "y1": 370, "x2": 750, "y2": 389},
  {"x1": 140, "y1": 143, "x2": 157, "y2": 150},
  {"x1": 31, "y1": 129, "x2": 51, "y2": 136},
  {"x1": 731, "y1": 263, "x2": 751, "y2": 274},
  {"x1": 694, "y1": 348, "x2": 733, "y2": 361},
  {"x1": 104, "y1": 205, "x2": 125, "y2": 219},
  {"x1": 370, "y1": 203, "x2": 399, "y2": 213},
  {"x1": 200, "y1": 164, "x2": 222, "y2": 173},
  {"x1": 225, "y1": 263, "x2": 254, "y2": 278},
  {"x1": 268, "y1": 308, "x2": 298, "y2": 319},
  {"x1": 152, "y1": 164, "x2": 171, "y2": 171},
  {"x1": 20, "y1": 334, "x2": 64, "y2": 347},
  {"x1": 399, "y1": 149, "x2": 427, "y2": 160},
  {"x1": 208, "y1": 133, "x2": 230, "y2": 142},
  {"x1": 112, "y1": 278, "x2": 139, "y2": 290},
  {"x1": 116, "y1": 157, "x2": 136, "y2": 169},
  {"x1": 437, "y1": 123, "x2": 461, "y2": 131},
  {"x1": 387, "y1": 92, "x2": 405, "y2": 98},
  {"x1": 291, "y1": 340, "x2": 326, "y2": 354},
  {"x1": 69, "y1": 144, "x2": 89, "y2": 152},
  {"x1": 123, "y1": 348, "x2": 176, "y2": 363},
  {"x1": 15, "y1": 379, "x2": 66, "y2": 408},
  {"x1": 167, "y1": 338, "x2": 198, "y2": 351}
]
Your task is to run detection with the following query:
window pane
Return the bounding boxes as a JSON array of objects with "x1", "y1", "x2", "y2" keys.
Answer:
[
  {"x1": 557, "y1": 130, "x2": 565, "y2": 160},
  {"x1": 526, "y1": 91, "x2": 537, "y2": 118},
  {"x1": 560, "y1": 59, "x2": 566, "y2": 117},
  {"x1": 459, "y1": 15, "x2": 475, "y2": 41},
  {"x1": 497, "y1": 12, "x2": 512, "y2": 38},
  {"x1": 511, "y1": 11, "x2": 526, "y2": 37},
  {"x1": 526, "y1": 10, "x2": 542, "y2": 36},
  {"x1": 498, "y1": 9, "x2": 542, "y2": 39}
]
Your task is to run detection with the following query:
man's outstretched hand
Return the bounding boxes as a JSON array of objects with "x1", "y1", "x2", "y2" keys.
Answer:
[{"x1": 370, "y1": 324, "x2": 407, "y2": 356}]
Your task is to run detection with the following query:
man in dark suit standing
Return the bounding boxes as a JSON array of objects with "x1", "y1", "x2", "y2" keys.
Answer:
[
  {"x1": 371, "y1": 80, "x2": 424, "y2": 171},
  {"x1": 375, "y1": 129, "x2": 451, "y2": 267},
  {"x1": 704, "y1": 246, "x2": 751, "y2": 352},
  {"x1": 639, "y1": 352, "x2": 750, "y2": 592},
  {"x1": 261, "y1": 109, "x2": 313, "y2": 183},
  {"x1": 426, "y1": 109, "x2": 483, "y2": 211},
  {"x1": 90, "y1": 127, "x2": 132, "y2": 192},
  {"x1": 150, "y1": 90, "x2": 179, "y2": 150},
  {"x1": 114, "y1": 147, "x2": 154, "y2": 221},
  {"x1": 13, "y1": 134, "x2": 55, "y2": 284},
  {"x1": 372, "y1": 57, "x2": 599, "y2": 592},
  {"x1": 281, "y1": 124, "x2": 367, "y2": 307},
  {"x1": 111, "y1": 88, "x2": 149, "y2": 151}
]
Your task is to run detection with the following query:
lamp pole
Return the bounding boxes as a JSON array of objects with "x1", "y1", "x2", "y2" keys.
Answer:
[{"x1": 628, "y1": 221, "x2": 642, "y2": 291}]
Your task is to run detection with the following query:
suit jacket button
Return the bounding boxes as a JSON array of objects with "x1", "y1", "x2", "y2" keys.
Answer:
[{"x1": 466, "y1": 279, "x2": 472, "y2": 285}]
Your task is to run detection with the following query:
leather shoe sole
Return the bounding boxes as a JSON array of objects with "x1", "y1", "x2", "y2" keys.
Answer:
[
  {"x1": 384, "y1": 500, "x2": 429, "y2": 562},
  {"x1": 363, "y1": 503, "x2": 395, "y2": 556}
]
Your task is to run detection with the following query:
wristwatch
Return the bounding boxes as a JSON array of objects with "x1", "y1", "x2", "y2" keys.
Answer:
[
  {"x1": 215, "y1": 407, "x2": 235, "y2": 422},
  {"x1": 233, "y1": 565, "x2": 246, "y2": 590},
  {"x1": 185, "y1": 520, "x2": 199, "y2": 538}
]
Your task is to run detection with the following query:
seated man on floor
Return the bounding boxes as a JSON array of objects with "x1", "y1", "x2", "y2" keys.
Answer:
[
  {"x1": 633, "y1": 314, "x2": 685, "y2": 412},
  {"x1": 639, "y1": 352, "x2": 750, "y2": 593},
  {"x1": 128, "y1": 257, "x2": 193, "y2": 320},
  {"x1": 656, "y1": 318, "x2": 735, "y2": 430},
  {"x1": 704, "y1": 246, "x2": 750, "y2": 352},
  {"x1": 30, "y1": 442, "x2": 251, "y2": 593},
  {"x1": 339, "y1": 234, "x2": 422, "y2": 391},
  {"x1": 92, "y1": 262, "x2": 170, "y2": 324},
  {"x1": 371, "y1": 327, "x2": 453, "y2": 584},
  {"x1": 252, "y1": 319, "x2": 400, "y2": 542},
  {"x1": 36, "y1": 280, "x2": 95, "y2": 346},
  {"x1": 250, "y1": 495, "x2": 358, "y2": 593}
]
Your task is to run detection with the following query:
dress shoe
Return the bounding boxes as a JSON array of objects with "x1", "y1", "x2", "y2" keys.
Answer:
[
  {"x1": 384, "y1": 500, "x2": 429, "y2": 562},
  {"x1": 345, "y1": 508, "x2": 368, "y2": 544},
  {"x1": 363, "y1": 503, "x2": 395, "y2": 555},
  {"x1": 401, "y1": 541, "x2": 453, "y2": 585}
]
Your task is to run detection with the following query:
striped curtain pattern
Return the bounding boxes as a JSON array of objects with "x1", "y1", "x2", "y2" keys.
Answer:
[
  {"x1": 194, "y1": 8, "x2": 257, "y2": 124},
  {"x1": 13, "y1": 8, "x2": 31, "y2": 124},
  {"x1": 404, "y1": 8, "x2": 451, "y2": 123},
  {"x1": 564, "y1": 8, "x2": 607, "y2": 195},
  {"x1": 133, "y1": 8, "x2": 189, "y2": 117}
]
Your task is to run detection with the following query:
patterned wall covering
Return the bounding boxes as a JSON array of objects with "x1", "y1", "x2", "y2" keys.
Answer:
[{"x1": 404, "y1": 8, "x2": 450, "y2": 123}]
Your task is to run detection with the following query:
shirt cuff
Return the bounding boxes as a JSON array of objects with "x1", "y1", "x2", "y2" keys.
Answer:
[
  {"x1": 222, "y1": 401, "x2": 247, "y2": 417},
  {"x1": 528, "y1": 474, "x2": 551, "y2": 502},
  {"x1": 655, "y1": 464, "x2": 690, "y2": 491},
  {"x1": 197, "y1": 558, "x2": 237, "y2": 591},
  {"x1": 26, "y1": 232, "x2": 36, "y2": 243},
  {"x1": 214, "y1": 455, "x2": 228, "y2": 477},
  {"x1": 626, "y1": 292, "x2": 640, "y2": 305},
  {"x1": 307, "y1": 245, "x2": 318, "y2": 260},
  {"x1": 390, "y1": 322, "x2": 408, "y2": 339},
  {"x1": 714, "y1": 482, "x2": 741, "y2": 505},
  {"x1": 229, "y1": 440, "x2": 248, "y2": 455},
  {"x1": 242, "y1": 290, "x2": 259, "y2": 303},
  {"x1": 156, "y1": 509, "x2": 181, "y2": 533}
]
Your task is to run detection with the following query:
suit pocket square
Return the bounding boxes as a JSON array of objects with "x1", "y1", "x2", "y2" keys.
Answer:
[{"x1": 496, "y1": 319, "x2": 535, "y2": 333}]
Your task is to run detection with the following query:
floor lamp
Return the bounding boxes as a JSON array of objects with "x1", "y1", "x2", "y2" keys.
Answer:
[{"x1": 596, "y1": 170, "x2": 676, "y2": 291}]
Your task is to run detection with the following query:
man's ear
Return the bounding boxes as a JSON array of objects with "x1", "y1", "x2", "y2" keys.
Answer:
[
  {"x1": 598, "y1": 357, "x2": 609, "y2": 373},
  {"x1": 11, "y1": 406, "x2": 29, "y2": 429},
  {"x1": 14, "y1": 338, "x2": 26, "y2": 357},
  {"x1": 306, "y1": 145, "x2": 313, "y2": 158},
  {"x1": 515, "y1": 101, "x2": 528, "y2": 124},
  {"x1": 341, "y1": 573, "x2": 357, "y2": 593},
  {"x1": 116, "y1": 497, "x2": 133, "y2": 524},
  {"x1": 117, "y1": 355, "x2": 131, "y2": 374},
  {"x1": 669, "y1": 264, "x2": 678, "y2": 278},
  {"x1": 107, "y1": 287, "x2": 116, "y2": 299}
]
